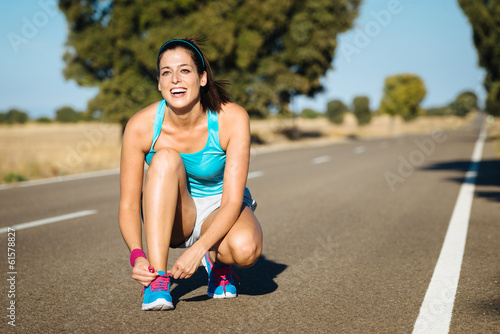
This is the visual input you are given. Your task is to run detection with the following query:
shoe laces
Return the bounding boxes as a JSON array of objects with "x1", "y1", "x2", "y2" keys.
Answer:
[
  {"x1": 142, "y1": 273, "x2": 170, "y2": 293},
  {"x1": 212, "y1": 265, "x2": 239, "y2": 293},
  {"x1": 150, "y1": 274, "x2": 170, "y2": 291}
]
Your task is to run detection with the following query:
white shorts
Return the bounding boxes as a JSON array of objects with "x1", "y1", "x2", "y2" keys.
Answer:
[
  {"x1": 177, "y1": 187, "x2": 255, "y2": 248},
  {"x1": 141, "y1": 188, "x2": 255, "y2": 248}
]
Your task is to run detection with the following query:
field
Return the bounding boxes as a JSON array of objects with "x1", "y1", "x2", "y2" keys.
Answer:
[
  {"x1": 0, "y1": 122, "x2": 122, "y2": 183},
  {"x1": 0, "y1": 112, "x2": 494, "y2": 184},
  {"x1": 250, "y1": 113, "x2": 469, "y2": 145}
]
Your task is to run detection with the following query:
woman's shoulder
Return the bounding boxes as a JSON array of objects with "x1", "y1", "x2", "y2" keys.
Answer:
[
  {"x1": 218, "y1": 102, "x2": 249, "y2": 124},
  {"x1": 125, "y1": 100, "x2": 162, "y2": 135},
  {"x1": 218, "y1": 102, "x2": 250, "y2": 148}
]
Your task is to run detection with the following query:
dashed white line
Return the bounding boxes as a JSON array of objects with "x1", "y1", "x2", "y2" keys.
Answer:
[
  {"x1": 0, "y1": 168, "x2": 120, "y2": 191},
  {"x1": 0, "y1": 210, "x2": 98, "y2": 234},
  {"x1": 312, "y1": 155, "x2": 331, "y2": 164},
  {"x1": 354, "y1": 146, "x2": 366, "y2": 154},
  {"x1": 413, "y1": 124, "x2": 487, "y2": 333},
  {"x1": 248, "y1": 171, "x2": 264, "y2": 179}
]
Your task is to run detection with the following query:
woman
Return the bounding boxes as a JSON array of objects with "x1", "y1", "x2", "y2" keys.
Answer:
[{"x1": 119, "y1": 38, "x2": 263, "y2": 311}]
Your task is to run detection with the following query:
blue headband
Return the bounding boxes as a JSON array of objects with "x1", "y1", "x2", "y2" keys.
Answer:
[{"x1": 157, "y1": 39, "x2": 205, "y2": 70}]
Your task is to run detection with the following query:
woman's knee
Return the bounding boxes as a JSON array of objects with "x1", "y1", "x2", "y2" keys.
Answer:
[
  {"x1": 148, "y1": 148, "x2": 183, "y2": 177},
  {"x1": 228, "y1": 234, "x2": 262, "y2": 268}
]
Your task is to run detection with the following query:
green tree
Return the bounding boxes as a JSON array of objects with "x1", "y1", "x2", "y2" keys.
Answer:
[
  {"x1": 300, "y1": 108, "x2": 319, "y2": 119},
  {"x1": 56, "y1": 106, "x2": 83, "y2": 123},
  {"x1": 425, "y1": 106, "x2": 452, "y2": 116},
  {"x1": 379, "y1": 74, "x2": 426, "y2": 121},
  {"x1": 450, "y1": 91, "x2": 478, "y2": 117},
  {"x1": 37, "y1": 117, "x2": 53, "y2": 123},
  {"x1": 352, "y1": 96, "x2": 371, "y2": 126},
  {"x1": 0, "y1": 109, "x2": 29, "y2": 124},
  {"x1": 325, "y1": 99, "x2": 348, "y2": 124},
  {"x1": 458, "y1": 0, "x2": 500, "y2": 116},
  {"x1": 58, "y1": 0, "x2": 361, "y2": 127}
]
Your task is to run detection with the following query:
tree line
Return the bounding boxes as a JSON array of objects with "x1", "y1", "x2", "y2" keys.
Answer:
[
  {"x1": 0, "y1": 106, "x2": 92, "y2": 124},
  {"x1": 302, "y1": 73, "x2": 478, "y2": 127},
  {"x1": 2, "y1": 73, "x2": 478, "y2": 126}
]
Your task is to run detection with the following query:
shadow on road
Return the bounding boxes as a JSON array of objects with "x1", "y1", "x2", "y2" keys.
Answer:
[
  {"x1": 170, "y1": 255, "x2": 287, "y2": 303},
  {"x1": 234, "y1": 255, "x2": 287, "y2": 296},
  {"x1": 423, "y1": 159, "x2": 500, "y2": 202}
]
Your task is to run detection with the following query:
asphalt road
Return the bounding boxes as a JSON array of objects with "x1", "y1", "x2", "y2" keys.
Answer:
[{"x1": 1, "y1": 114, "x2": 499, "y2": 333}]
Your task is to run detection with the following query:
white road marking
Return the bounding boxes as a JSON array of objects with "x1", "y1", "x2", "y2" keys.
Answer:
[
  {"x1": 354, "y1": 146, "x2": 366, "y2": 154},
  {"x1": 248, "y1": 171, "x2": 264, "y2": 179},
  {"x1": 0, "y1": 168, "x2": 120, "y2": 191},
  {"x1": 413, "y1": 124, "x2": 487, "y2": 334},
  {"x1": 0, "y1": 210, "x2": 98, "y2": 234},
  {"x1": 312, "y1": 155, "x2": 331, "y2": 164}
]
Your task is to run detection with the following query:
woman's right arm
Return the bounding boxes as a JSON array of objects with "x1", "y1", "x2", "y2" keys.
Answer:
[
  {"x1": 118, "y1": 112, "x2": 158, "y2": 285},
  {"x1": 119, "y1": 114, "x2": 145, "y2": 251}
]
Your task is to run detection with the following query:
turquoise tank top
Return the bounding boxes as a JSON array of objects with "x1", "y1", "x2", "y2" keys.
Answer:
[{"x1": 144, "y1": 100, "x2": 226, "y2": 197}]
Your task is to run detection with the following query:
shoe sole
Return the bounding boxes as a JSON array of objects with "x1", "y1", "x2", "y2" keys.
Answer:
[
  {"x1": 142, "y1": 299, "x2": 174, "y2": 311},
  {"x1": 208, "y1": 292, "x2": 237, "y2": 299}
]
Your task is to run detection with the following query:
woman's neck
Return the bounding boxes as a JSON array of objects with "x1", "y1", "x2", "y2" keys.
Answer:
[{"x1": 166, "y1": 102, "x2": 205, "y2": 129}]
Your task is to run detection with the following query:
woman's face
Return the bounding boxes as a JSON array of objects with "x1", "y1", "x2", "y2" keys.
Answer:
[{"x1": 157, "y1": 47, "x2": 207, "y2": 111}]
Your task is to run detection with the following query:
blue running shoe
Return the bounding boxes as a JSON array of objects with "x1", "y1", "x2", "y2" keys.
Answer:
[
  {"x1": 201, "y1": 252, "x2": 238, "y2": 298},
  {"x1": 141, "y1": 271, "x2": 174, "y2": 310}
]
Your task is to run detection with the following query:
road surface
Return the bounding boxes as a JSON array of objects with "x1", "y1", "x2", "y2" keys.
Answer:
[{"x1": 1, "y1": 114, "x2": 499, "y2": 333}]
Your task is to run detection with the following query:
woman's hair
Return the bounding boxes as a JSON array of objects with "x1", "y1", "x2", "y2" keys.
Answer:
[{"x1": 156, "y1": 38, "x2": 231, "y2": 112}]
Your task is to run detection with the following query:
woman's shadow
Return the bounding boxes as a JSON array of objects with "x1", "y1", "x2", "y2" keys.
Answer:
[{"x1": 170, "y1": 255, "x2": 287, "y2": 303}]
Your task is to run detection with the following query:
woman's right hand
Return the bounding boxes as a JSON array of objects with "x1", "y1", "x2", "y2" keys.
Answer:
[{"x1": 131, "y1": 257, "x2": 158, "y2": 287}]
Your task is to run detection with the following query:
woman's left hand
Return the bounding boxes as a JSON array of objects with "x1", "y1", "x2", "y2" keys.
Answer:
[{"x1": 168, "y1": 245, "x2": 205, "y2": 279}]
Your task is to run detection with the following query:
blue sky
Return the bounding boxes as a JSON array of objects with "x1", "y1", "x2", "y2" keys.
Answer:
[{"x1": 0, "y1": 0, "x2": 486, "y2": 118}]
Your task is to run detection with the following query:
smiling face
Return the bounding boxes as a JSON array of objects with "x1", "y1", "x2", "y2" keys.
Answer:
[{"x1": 157, "y1": 47, "x2": 207, "y2": 112}]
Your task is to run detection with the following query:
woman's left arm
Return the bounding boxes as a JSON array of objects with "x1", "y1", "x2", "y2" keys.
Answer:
[
  {"x1": 196, "y1": 102, "x2": 250, "y2": 250},
  {"x1": 169, "y1": 103, "x2": 250, "y2": 278}
]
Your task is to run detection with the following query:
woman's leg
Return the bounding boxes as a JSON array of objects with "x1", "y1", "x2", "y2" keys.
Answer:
[
  {"x1": 202, "y1": 206, "x2": 263, "y2": 267},
  {"x1": 142, "y1": 148, "x2": 196, "y2": 272}
]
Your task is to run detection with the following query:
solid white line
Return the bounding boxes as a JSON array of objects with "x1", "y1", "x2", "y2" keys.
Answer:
[
  {"x1": 248, "y1": 171, "x2": 264, "y2": 179},
  {"x1": 0, "y1": 210, "x2": 98, "y2": 234},
  {"x1": 0, "y1": 168, "x2": 120, "y2": 191},
  {"x1": 312, "y1": 155, "x2": 331, "y2": 164},
  {"x1": 413, "y1": 124, "x2": 487, "y2": 333}
]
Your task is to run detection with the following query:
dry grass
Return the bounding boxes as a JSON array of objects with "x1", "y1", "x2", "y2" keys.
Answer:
[
  {"x1": 250, "y1": 113, "x2": 469, "y2": 145},
  {"x1": 0, "y1": 113, "x2": 473, "y2": 184},
  {"x1": 0, "y1": 122, "x2": 122, "y2": 183}
]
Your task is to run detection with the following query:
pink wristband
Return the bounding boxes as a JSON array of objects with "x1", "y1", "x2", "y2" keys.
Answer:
[{"x1": 130, "y1": 248, "x2": 147, "y2": 267}]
